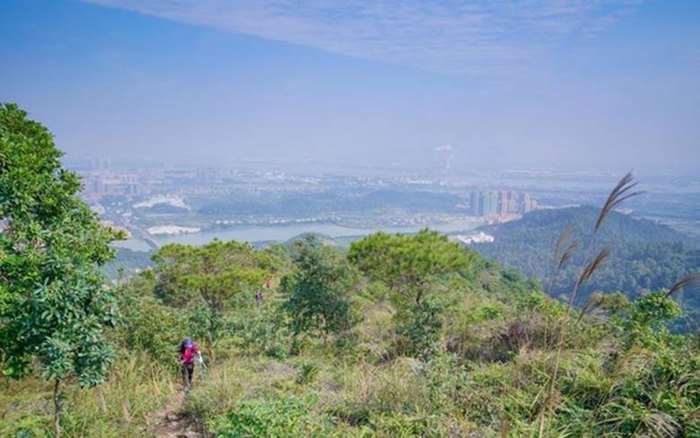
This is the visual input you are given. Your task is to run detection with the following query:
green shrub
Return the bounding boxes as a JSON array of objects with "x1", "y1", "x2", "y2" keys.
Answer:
[
  {"x1": 296, "y1": 362, "x2": 320, "y2": 385},
  {"x1": 114, "y1": 296, "x2": 185, "y2": 366},
  {"x1": 208, "y1": 395, "x2": 327, "y2": 437},
  {"x1": 394, "y1": 299, "x2": 444, "y2": 360}
]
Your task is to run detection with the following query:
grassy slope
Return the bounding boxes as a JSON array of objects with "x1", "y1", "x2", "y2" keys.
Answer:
[{"x1": 3, "y1": 243, "x2": 698, "y2": 437}]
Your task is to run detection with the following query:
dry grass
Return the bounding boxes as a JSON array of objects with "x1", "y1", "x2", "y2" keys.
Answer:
[{"x1": 0, "y1": 352, "x2": 177, "y2": 437}]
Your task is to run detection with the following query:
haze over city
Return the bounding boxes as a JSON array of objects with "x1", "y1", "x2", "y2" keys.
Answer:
[{"x1": 2, "y1": 0, "x2": 699, "y2": 171}]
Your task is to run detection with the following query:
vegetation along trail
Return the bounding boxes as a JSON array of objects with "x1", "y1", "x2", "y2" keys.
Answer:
[{"x1": 148, "y1": 390, "x2": 202, "y2": 438}]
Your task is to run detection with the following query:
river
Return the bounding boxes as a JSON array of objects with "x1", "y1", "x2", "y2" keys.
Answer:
[{"x1": 114, "y1": 220, "x2": 483, "y2": 252}]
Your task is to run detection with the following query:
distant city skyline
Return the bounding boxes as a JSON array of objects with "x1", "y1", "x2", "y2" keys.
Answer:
[{"x1": 1, "y1": 0, "x2": 699, "y2": 172}]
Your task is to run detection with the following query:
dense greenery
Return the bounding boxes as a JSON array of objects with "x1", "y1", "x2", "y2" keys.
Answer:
[
  {"x1": 282, "y1": 236, "x2": 359, "y2": 338},
  {"x1": 2, "y1": 108, "x2": 698, "y2": 437},
  {"x1": 5, "y1": 229, "x2": 698, "y2": 436},
  {"x1": 0, "y1": 104, "x2": 122, "y2": 436},
  {"x1": 349, "y1": 230, "x2": 476, "y2": 359},
  {"x1": 473, "y1": 206, "x2": 700, "y2": 327}
]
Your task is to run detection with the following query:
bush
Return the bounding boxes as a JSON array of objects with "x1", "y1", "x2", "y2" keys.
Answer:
[
  {"x1": 282, "y1": 236, "x2": 360, "y2": 338},
  {"x1": 208, "y1": 395, "x2": 327, "y2": 437},
  {"x1": 114, "y1": 296, "x2": 185, "y2": 366},
  {"x1": 394, "y1": 299, "x2": 444, "y2": 360},
  {"x1": 295, "y1": 362, "x2": 320, "y2": 385},
  {"x1": 228, "y1": 300, "x2": 293, "y2": 359}
]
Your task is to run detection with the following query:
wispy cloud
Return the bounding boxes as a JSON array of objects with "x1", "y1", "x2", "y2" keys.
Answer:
[{"x1": 83, "y1": 0, "x2": 644, "y2": 75}]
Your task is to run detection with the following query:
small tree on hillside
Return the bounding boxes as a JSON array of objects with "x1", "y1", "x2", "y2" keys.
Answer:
[
  {"x1": 0, "y1": 104, "x2": 122, "y2": 437},
  {"x1": 348, "y1": 229, "x2": 473, "y2": 305},
  {"x1": 348, "y1": 229, "x2": 473, "y2": 357},
  {"x1": 281, "y1": 236, "x2": 359, "y2": 340},
  {"x1": 152, "y1": 240, "x2": 270, "y2": 357}
]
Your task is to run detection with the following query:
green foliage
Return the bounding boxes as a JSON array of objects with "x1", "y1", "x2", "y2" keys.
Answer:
[
  {"x1": 0, "y1": 103, "x2": 121, "y2": 388},
  {"x1": 208, "y1": 395, "x2": 326, "y2": 437},
  {"x1": 152, "y1": 240, "x2": 269, "y2": 311},
  {"x1": 114, "y1": 289, "x2": 185, "y2": 366},
  {"x1": 394, "y1": 299, "x2": 444, "y2": 359},
  {"x1": 151, "y1": 240, "x2": 274, "y2": 353},
  {"x1": 474, "y1": 206, "x2": 700, "y2": 323},
  {"x1": 282, "y1": 236, "x2": 360, "y2": 337},
  {"x1": 349, "y1": 230, "x2": 475, "y2": 358},
  {"x1": 295, "y1": 362, "x2": 320, "y2": 385},
  {"x1": 629, "y1": 291, "x2": 682, "y2": 328},
  {"x1": 349, "y1": 229, "x2": 474, "y2": 306},
  {"x1": 228, "y1": 297, "x2": 293, "y2": 359}
]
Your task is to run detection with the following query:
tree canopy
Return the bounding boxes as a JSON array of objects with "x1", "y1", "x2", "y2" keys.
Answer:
[
  {"x1": 281, "y1": 236, "x2": 359, "y2": 337},
  {"x1": 0, "y1": 103, "x2": 122, "y2": 436},
  {"x1": 0, "y1": 103, "x2": 121, "y2": 383},
  {"x1": 152, "y1": 240, "x2": 271, "y2": 311},
  {"x1": 348, "y1": 229, "x2": 475, "y2": 306}
]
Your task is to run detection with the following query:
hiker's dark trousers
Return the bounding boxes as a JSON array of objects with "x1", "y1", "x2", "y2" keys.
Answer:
[{"x1": 182, "y1": 363, "x2": 194, "y2": 387}]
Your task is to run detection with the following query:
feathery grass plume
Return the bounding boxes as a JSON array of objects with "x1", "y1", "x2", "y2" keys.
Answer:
[
  {"x1": 558, "y1": 240, "x2": 579, "y2": 271},
  {"x1": 575, "y1": 248, "x2": 611, "y2": 291},
  {"x1": 665, "y1": 272, "x2": 700, "y2": 298},
  {"x1": 542, "y1": 227, "x2": 579, "y2": 349},
  {"x1": 543, "y1": 225, "x2": 575, "y2": 295},
  {"x1": 594, "y1": 172, "x2": 643, "y2": 232},
  {"x1": 554, "y1": 224, "x2": 574, "y2": 263},
  {"x1": 577, "y1": 292, "x2": 606, "y2": 323}
]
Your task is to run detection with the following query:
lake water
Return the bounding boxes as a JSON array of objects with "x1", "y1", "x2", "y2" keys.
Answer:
[{"x1": 114, "y1": 220, "x2": 483, "y2": 252}]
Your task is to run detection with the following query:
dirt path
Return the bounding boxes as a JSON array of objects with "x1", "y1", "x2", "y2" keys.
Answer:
[{"x1": 147, "y1": 390, "x2": 203, "y2": 438}]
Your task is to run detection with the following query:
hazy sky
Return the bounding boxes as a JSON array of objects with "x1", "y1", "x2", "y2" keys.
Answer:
[{"x1": 1, "y1": 0, "x2": 699, "y2": 171}]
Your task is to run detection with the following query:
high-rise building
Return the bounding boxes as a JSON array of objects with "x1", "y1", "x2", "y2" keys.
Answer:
[
  {"x1": 521, "y1": 193, "x2": 538, "y2": 213},
  {"x1": 498, "y1": 191, "x2": 518, "y2": 214},
  {"x1": 480, "y1": 191, "x2": 498, "y2": 216},
  {"x1": 469, "y1": 190, "x2": 537, "y2": 216},
  {"x1": 470, "y1": 191, "x2": 481, "y2": 216}
]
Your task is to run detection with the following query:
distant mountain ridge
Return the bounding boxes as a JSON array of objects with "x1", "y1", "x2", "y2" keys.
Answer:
[
  {"x1": 479, "y1": 206, "x2": 691, "y2": 244},
  {"x1": 471, "y1": 206, "x2": 700, "y2": 326}
]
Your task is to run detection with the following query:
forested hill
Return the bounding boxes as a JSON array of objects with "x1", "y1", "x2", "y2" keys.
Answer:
[
  {"x1": 481, "y1": 206, "x2": 690, "y2": 243},
  {"x1": 472, "y1": 206, "x2": 700, "y2": 323}
]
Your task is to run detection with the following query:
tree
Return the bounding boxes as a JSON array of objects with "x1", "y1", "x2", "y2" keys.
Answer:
[
  {"x1": 151, "y1": 240, "x2": 270, "y2": 357},
  {"x1": 281, "y1": 236, "x2": 359, "y2": 339},
  {"x1": 348, "y1": 230, "x2": 473, "y2": 357},
  {"x1": 0, "y1": 103, "x2": 122, "y2": 437},
  {"x1": 348, "y1": 229, "x2": 473, "y2": 306}
]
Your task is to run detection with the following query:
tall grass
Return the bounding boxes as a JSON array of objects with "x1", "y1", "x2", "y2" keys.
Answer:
[
  {"x1": 538, "y1": 171, "x2": 641, "y2": 436},
  {"x1": 1, "y1": 352, "x2": 177, "y2": 437}
]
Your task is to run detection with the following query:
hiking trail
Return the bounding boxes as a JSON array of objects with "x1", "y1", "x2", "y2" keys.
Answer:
[{"x1": 147, "y1": 389, "x2": 203, "y2": 438}]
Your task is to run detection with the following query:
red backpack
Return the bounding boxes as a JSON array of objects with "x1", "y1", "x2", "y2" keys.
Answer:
[{"x1": 182, "y1": 344, "x2": 197, "y2": 364}]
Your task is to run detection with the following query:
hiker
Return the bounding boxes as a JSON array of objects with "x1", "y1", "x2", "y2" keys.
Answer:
[{"x1": 179, "y1": 337, "x2": 201, "y2": 389}]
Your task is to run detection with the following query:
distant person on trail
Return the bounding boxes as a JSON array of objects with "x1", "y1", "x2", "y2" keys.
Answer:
[
  {"x1": 256, "y1": 278, "x2": 272, "y2": 306},
  {"x1": 179, "y1": 337, "x2": 201, "y2": 389}
]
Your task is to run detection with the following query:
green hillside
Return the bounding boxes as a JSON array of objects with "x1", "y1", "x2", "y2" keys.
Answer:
[{"x1": 473, "y1": 206, "x2": 700, "y2": 327}]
